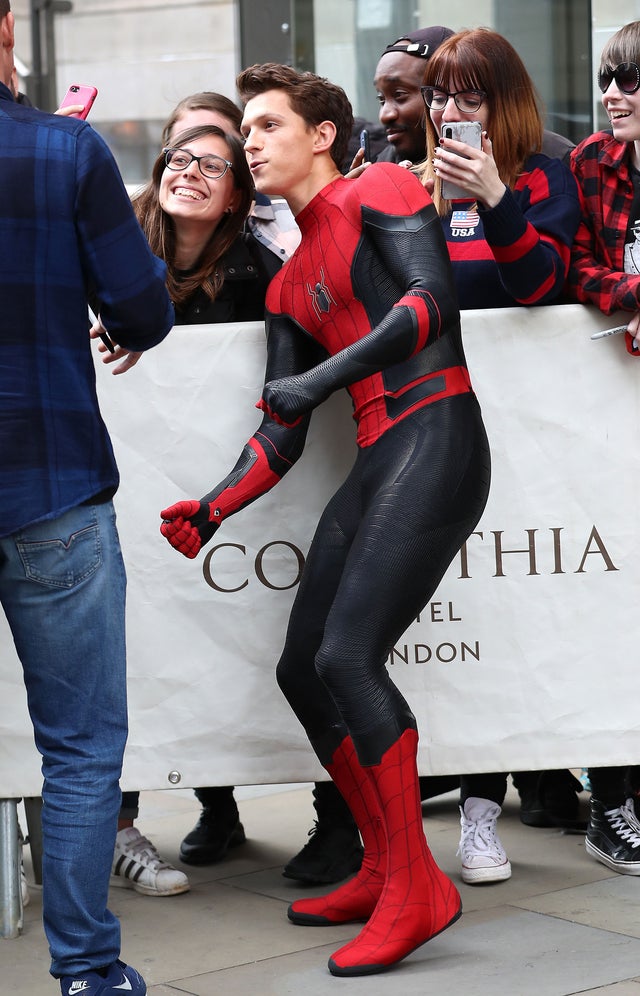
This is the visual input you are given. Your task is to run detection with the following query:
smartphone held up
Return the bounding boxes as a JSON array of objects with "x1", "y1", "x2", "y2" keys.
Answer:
[
  {"x1": 359, "y1": 128, "x2": 372, "y2": 163},
  {"x1": 59, "y1": 83, "x2": 98, "y2": 120},
  {"x1": 440, "y1": 120, "x2": 482, "y2": 200}
]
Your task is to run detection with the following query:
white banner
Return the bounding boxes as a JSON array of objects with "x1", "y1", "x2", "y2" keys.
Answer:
[{"x1": 1, "y1": 304, "x2": 638, "y2": 796}]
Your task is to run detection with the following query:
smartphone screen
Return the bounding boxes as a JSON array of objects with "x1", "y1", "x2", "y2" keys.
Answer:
[{"x1": 59, "y1": 84, "x2": 98, "y2": 120}]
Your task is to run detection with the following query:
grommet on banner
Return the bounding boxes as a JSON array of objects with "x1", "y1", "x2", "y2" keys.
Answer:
[{"x1": 168, "y1": 771, "x2": 181, "y2": 785}]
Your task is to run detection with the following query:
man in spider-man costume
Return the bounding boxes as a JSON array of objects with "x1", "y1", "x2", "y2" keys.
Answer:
[{"x1": 161, "y1": 63, "x2": 490, "y2": 977}]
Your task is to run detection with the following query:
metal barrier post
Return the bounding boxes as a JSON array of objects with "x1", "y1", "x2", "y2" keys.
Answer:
[{"x1": 0, "y1": 798, "x2": 22, "y2": 938}]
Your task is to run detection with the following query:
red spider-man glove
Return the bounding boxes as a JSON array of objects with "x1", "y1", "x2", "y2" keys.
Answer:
[{"x1": 160, "y1": 500, "x2": 220, "y2": 559}]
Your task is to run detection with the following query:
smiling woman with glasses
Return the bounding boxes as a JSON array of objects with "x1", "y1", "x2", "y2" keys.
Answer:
[{"x1": 130, "y1": 123, "x2": 281, "y2": 324}]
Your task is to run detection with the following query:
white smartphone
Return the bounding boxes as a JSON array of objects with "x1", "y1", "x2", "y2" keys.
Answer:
[{"x1": 440, "y1": 120, "x2": 482, "y2": 200}]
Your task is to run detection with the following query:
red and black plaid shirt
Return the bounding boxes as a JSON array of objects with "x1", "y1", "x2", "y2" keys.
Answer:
[{"x1": 567, "y1": 129, "x2": 640, "y2": 353}]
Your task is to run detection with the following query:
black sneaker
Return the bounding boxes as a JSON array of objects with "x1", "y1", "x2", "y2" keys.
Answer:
[
  {"x1": 283, "y1": 821, "x2": 363, "y2": 884},
  {"x1": 516, "y1": 769, "x2": 586, "y2": 831},
  {"x1": 179, "y1": 806, "x2": 246, "y2": 866},
  {"x1": 585, "y1": 797, "x2": 640, "y2": 874}
]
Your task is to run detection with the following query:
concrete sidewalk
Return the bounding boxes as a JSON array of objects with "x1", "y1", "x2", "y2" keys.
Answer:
[{"x1": 6, "y1": 780, "x2": 640, "y2": 995}]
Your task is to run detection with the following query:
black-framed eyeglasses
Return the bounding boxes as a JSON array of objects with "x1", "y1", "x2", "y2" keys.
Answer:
[
  {"x1": 421, "y1": 86, "x2": 487, "y2": 113},
  {"x1": 597, "y1": 62, "x2": 640, "y2": 95},
  {"x1": 163, "y1": 148, "x2": 233, "y2": 179}
]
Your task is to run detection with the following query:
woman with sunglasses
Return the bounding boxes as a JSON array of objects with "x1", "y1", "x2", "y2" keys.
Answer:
[
  {"x1": 419, "y1": 27, "x2": 580, "y2": 310},
  {"x1": 417, "y1": 28, "x2": 582, "y2": 886},
  {"x1": 130, "y1": 123, "x2": 280, "y2": 326},
  {"x1": 565, "y1": 20, "x2": 640, "y2": 877},
  {"x1": 567, "y1": 20, "x2": 640, "y2": 357}
]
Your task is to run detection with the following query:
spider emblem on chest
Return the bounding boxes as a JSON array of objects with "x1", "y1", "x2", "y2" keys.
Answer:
[{"x1": 307, "y1": 267, "x2": 336, "y2": 319}]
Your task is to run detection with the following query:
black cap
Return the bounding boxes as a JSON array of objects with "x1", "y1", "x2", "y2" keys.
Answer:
[{"x1": 383, "y1": 26, "x2": 454, "y2": 60}]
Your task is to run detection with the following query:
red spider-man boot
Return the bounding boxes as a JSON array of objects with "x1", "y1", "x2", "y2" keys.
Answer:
[
  {"x1": 328, "y1": 728, "x2": 462, "y2": 976},
  {"x1": 288, "y1": 735, "x2": 386, "y2": 926}
]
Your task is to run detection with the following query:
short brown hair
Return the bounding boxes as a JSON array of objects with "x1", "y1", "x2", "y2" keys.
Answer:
[
  {"x1": 420, "y1": 28, "x2": 543, "y2": 212},
  {"x1": 236, "y1": 62, "x2": 353, "y2": 170},
  {"x1": 600, "y1": 20, "x2": 640, "y2": 73},
  {"x1": 0, "y1": 1, "x2": 11, "y2": 17}
]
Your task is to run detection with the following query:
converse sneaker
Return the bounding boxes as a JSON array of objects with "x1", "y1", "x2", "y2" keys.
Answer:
[
  {"x1": 585, "y1": 797, "x2": 640, "y2": 874},
  {"x1": 59, "y1": 959, "x2": 146, "y2": 995},
  {"x1": 111, "y1": 826, "x2": 190, "y2": 896},
  {"x1": 458, "y1": 797, "x2": 512, "y2": 884}
]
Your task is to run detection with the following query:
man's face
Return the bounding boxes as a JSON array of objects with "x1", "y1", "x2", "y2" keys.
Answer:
[
  {"x1": 373, "y1": 51, "x2": 428, "y2": 162},
  {"x1": 0, "y1": 10, "x2": 15, "y2": 89},
  {"x1": 241, "y1": 89, "x2": 316, "y2": 200}
]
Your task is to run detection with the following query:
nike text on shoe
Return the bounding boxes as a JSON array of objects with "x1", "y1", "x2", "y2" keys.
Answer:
[
  {"x1": 458, "y1": 797, "x2": 512, "y2": 884},
  {"x1": 585, "y1": 797, "x2": 640, "y2": 874},
  {"x1": 111, "y1": 826, "x2": 190, "y2": 896},
  {"x1": 60, "y1": 959, "x2": 146, "y2": 995}
]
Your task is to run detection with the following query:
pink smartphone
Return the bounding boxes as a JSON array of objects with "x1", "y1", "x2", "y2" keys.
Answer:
[{"x1": 59, "y1": 83, "x2": 98, "y2": 119}]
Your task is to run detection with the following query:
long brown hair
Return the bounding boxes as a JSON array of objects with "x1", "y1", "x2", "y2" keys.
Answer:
[
  {"x1": 132, "y1": 124, "x2": 254, "y2": 306},
  {"x1": 419, "y1": 28, "x2": 543, "y2": 215}
]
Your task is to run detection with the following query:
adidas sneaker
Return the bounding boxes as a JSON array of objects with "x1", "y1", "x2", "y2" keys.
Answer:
[{"x1": 111, "y1": 826, "x2": 189, "y2": 897}]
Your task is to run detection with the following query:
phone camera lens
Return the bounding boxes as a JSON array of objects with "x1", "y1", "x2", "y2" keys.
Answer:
[{"x1": 71, "y1": 85, "x2": 79, "y2": 92}]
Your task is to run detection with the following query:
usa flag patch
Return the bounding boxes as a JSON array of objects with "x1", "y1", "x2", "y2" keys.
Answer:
[{"x1": 451, "y1": 208, "x2": 479, "y2": 229}]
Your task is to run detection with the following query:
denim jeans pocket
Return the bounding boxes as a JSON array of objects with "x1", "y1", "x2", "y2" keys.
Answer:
[{"x1": 16, "y1": 508, "x2": 102, "y2": 589}]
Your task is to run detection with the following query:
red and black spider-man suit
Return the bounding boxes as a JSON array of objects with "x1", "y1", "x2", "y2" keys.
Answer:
[{"x1": 161, "y1": 163, "x2": 491, "y2": 976}]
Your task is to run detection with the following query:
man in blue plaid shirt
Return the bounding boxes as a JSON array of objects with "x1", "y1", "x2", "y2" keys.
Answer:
[{"x1": 0, "y1": 3, "x2": 173, "y2": 993}]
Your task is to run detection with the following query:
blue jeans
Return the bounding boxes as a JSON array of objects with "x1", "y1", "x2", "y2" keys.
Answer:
[{"x1": 0, "y1": 501, "x2": 127, "y2": 977}]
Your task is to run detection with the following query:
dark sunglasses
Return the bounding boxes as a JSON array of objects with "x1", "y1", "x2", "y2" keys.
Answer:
[{"x1": 597, "y1": 62, "x2": 640, "y2": 95}]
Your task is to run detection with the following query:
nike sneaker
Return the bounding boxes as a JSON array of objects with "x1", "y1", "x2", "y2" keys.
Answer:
[{"x1": 59, "y1": 959, "x2": 146, "y2": 995}]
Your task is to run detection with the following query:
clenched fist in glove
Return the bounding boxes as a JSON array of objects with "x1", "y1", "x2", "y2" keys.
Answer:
[
  {"x1": 160, "y1": 500, "x2": 220, "y2": 559},
  {"x1": 258, "y1": 372, "x2": 328, "y2": 427}
]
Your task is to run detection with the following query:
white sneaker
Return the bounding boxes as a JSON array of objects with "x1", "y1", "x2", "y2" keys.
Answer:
[
  {"x1": 111, "y1": 827, "x2": 190, "y2": 897},
  {"x1": 458, "y1": 797, "x2": 512, "y2": 884}
]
